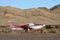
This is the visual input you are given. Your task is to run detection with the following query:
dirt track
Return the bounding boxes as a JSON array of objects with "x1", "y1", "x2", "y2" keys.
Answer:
[{"x1": 0, "y1": 33, "x2": 60, "y2": 40}]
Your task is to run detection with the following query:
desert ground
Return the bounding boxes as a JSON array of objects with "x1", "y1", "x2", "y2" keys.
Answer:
[
  {"x1": 0, "y1": 33, "x2": 60, "y2": 40},
  {"x1": 0, "y1": 25, "x2": 60, "y2": 40}
]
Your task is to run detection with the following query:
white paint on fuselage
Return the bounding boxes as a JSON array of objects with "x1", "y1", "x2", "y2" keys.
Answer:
[
  {"x1": 29, "y1": 24, "x2": 45, "y2": 29},
  {"x1": 11, "y1": 28, "x2": 24, "y2": 30}
]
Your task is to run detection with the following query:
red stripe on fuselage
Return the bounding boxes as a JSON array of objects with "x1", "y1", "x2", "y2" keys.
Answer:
[{"x1": 16, "y1": 24, "x2": 28, "y2": 29}]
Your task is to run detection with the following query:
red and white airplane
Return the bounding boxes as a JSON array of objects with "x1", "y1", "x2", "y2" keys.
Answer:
[{"x1": 8, "y1": 21, "x2": 45, "y2": 32}]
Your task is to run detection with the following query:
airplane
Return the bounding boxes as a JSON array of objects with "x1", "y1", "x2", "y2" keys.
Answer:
[{"x1": 7, "y1": 21, "x2": 45, "y2": 32}]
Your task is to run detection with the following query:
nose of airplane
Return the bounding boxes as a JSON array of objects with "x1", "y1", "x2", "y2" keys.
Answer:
[{"x1": 43, "y1": 24, "x2": 45, "y2": 27}]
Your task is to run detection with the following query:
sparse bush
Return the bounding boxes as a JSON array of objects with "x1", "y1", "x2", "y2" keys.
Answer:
[
  {"x1": 49, "y1": 30, "x2": 56, "y2": 33},
  {"x1": 0, "y1": 26, "x2": 8, "y2": 28},
  {"x1": 43, "y1": 30, "x2": 49, "y2": 33},
  {"x1": 48, "y1": 29, "x2": 57, "y2": 33},
  {"x1": 45, "y1": 25, "x2": 53, "y2": 29},
  {"x1": 55, "y1": 25, "x2": 59, "y2": 28},
  {"x1": 2, "y1": 28, "x2": 12, "y2": 33}
]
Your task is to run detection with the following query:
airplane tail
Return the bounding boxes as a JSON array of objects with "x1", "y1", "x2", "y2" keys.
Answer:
[{"x1": 8, "y1": 21, "x2": 16, "y2": 28}]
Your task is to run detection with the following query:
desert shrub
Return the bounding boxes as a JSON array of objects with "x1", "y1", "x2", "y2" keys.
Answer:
[
  {"x1": 45, "y1": 25, "x2": 53, "y2": 29},
  {"x1": 49, "y1": 30, "x2": 56, "y2": 33},
  {"x1": 55, "y1": 25, "x2": 59, "y2": 28},
  {"x1": 43, "y1": 29, "x2": 49, "y2": 33},
  {"x1": 0, "y1": 26, "x2": 8, "y2": 28},
  {"x1": 2, "y1": 28, "x2": 12, "y2": 33},
  {"x1": 48, "y1": 29, "x2": 57, "y2": 33},
  {"x1": 40, "y1": 29, "x2": 44, "y2": 33}
]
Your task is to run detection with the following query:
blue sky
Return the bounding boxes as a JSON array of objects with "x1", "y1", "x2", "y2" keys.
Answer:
[{"x1": 0, "y1": 0, "x2": 60, "y2": 9}]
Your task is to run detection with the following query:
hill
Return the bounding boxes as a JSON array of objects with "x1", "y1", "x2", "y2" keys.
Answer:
[{"x1": 0, "y1": 4, "x2": 60, "y2": 25}]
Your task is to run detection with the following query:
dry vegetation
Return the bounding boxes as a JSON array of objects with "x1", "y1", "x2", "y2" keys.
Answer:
[
  {"x1": 0, "y1": 25, "x2": 60, "y2": 34},
  {"x1": 0, "y1": 4, "x2": 60, "y2": 25}
]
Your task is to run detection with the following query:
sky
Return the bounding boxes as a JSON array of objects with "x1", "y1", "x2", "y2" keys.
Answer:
[{"x1": 0, "y1": 0, "x2": 60, "y2": 9}]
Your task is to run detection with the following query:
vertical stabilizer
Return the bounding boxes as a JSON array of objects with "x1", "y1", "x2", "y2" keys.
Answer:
[{"x1": 8, "y1": 21, "x2": 16, "y2": 28}]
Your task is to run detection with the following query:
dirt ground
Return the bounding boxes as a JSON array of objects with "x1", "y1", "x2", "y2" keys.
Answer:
[
  {"x1": 0, "y1": 33, "x2": 60, "y2": 40},
  {"x1": 0, "y1": 25, "x2": 60, "y2": 40}
]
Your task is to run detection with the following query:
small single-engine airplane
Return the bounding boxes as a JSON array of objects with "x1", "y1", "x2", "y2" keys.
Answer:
[{"x1": 8, "y1": 21, "x2": 45, "y2": 32}]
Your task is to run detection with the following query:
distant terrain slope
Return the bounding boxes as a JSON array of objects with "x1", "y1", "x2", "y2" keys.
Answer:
[{"x1": 0, "y1": 4, "x2": 60, "y2": 25}]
